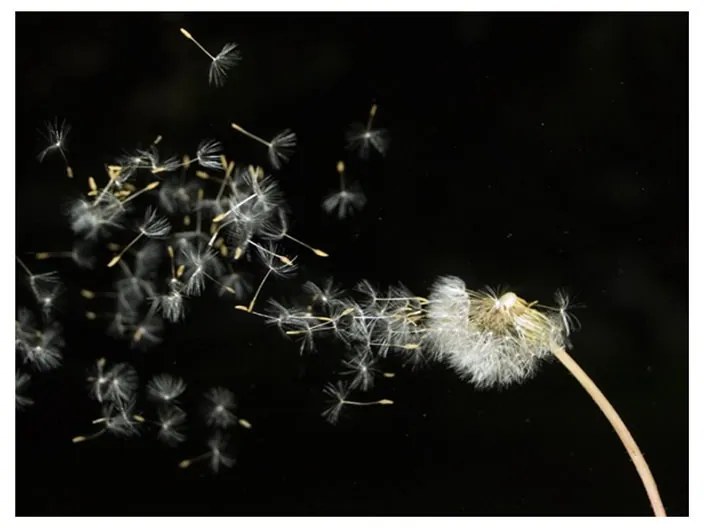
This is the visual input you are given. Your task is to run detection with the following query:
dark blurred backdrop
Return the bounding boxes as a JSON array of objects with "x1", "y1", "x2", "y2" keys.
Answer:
[{"x1": 15, "y1": 12, "x2": 687, "y2": 516}]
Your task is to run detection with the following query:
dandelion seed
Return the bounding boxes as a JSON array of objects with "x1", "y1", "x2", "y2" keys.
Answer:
[
  {"x1": 102, "y1": 362, "x2": 139, "y2": 405},
  {"x1": 159, "y1": 179, "x2": 201, "y2": 214},
  {"x1": 239, "y1": 248, "x2": 297, "y2": 313},
  {"x1": 195, "y1": 139, "x2": 225, "y2": 170},
  {"x1": 341, "y1": 351, "x2": 380, "y2": 392},
  {"x1": 16, "y1": 258, "x2": 64, "y2": 317},
  {"x1": 34, "y1": 241, "x2": 96, "y2": 269},
  {"x1": 129, "y1": 309, "x2": 164, "y2": 349},
  {"x1": 345, "y1": 103, "x2": 390, "y2": 158},
  {"x1": 204, "y1": 387, "x2": 238, "y2": 428},
  {"x1": 261, "y1": 210, "x2": 329, "y2": 257},
  {"x1": 147, "y1": 374, "x2": 187, "y2": 404},
  {"x1": 180, "y1": 28, "x2": 241, "y2": 87},
  {"x1": 37, "y1": 118, "x2": 71, "y2": 164},
  {"x1": 178, "y1": 431, "x2": 235, "y2": 473},
  {"x1": 154, "y1": 288, "x2": 186, "y2": 323},
  {"x1": 181, "y1": 246, "x2": 225, "y2": 296},
  {"x1": 72, "y1": 399, "x2": 141, "y2": 444},
  {"x1": 16, "y1": 371, "x2": 33, "y2": 409},
  {"x1": 321, "y1": 380, "x2": 393, "y2": 424},
  {"x1": 550, "y1": 289, "x2": 582, "y2": 337},
  {"x1": 217, "y1": 270, "x2": 251, "y2": 299},
  {"x1": 108, "y1": 207, "x2": 171, "y2": 267},
  {"x1": 231, "y1": 123, "x2": 297, "y2": 169},
  {"x1": 86, "y1": 357, "x2": 109, "y2": 403},
  {"x1": 322, "y1": 161, "x2": 366, "y2": 219},
  {"x1": 303, "y1": 278, "x2": 345, "y2": 308},
  {"x1": 68, "y1": 195, "x2": 124, "y2": 240},
  {"x1": 16, "y1": 310, "x2": 64, "y2": 372},
  {"x1": 155, "y1": 406, "x2": 188, "y2": 446}
]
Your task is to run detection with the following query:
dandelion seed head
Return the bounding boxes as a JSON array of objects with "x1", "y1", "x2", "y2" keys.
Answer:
[{"x1": 425, "y1": 276, "x2": 568, "y2": 388}]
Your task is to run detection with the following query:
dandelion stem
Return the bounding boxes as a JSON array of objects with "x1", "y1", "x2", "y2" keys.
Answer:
[
  {"x1": 214, "y1": 161, "x2": 233, "y2": 202},
  {"x1": 344, "y1": 399, "x2": 393, "y2": 407},
  {"x1": 120, "y1": 181, "x2": 160, "y2": 206},
  {"x1": 209, "y1": 193, "x2": 258, "y2": 246},
  {"x1": 196, "y1": 189, "x2": 204, "y2": 235},
  {"x1": 108, "y1": 232, "x2": 145, "y2": 268},
  {"x1": 231, "y1": 123, "x2": 271, "y2": 148},
  {"x1": 366, "y1": 103, "x2": 377, "y2": 131},
  {"x1": 72, "y1": 429, "x2": 106, "y2": 443},
  {"x1": 247, "y1": 268, "x2": 274, "y2": 313},
  {"x1": 203, "y1": 271, "x2": 236, "y2": 295},
  {"x1": 94, "y1": 179, "x2": 115, "y2": 206},
  {"x1": 35, "y1": 251, "x2": 72, "y2": 260},
  {"x1": 180, "y1": 28, "x2": 216, "y2": 61},
  {"x1": 550, "y1": 344, "x2": 666, "y2": 517},
  {"x1": 16, "y1": 257, "x2": 33, "y2": 277},
  {"x1": 179, "y1": 452, "x2": 210, "y2": 469},
  {"x1": 336, "y1": 161, "x2": 346, "y2": 191}
]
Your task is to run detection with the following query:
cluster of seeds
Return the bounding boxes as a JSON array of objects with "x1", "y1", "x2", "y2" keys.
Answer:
[
  {"x1": 263, "y1": 276, "x2": 577, "y2": 422},
  {"x1": 17, "y1": 27, "x2": 393, "y2": 473}
]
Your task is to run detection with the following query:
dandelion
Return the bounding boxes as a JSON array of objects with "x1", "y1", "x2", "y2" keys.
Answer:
[
  {"x1": 203, "y1": 387, "x2": 238, "y2": 428},
  {"x1": 321, "y1": 380, "x2": 393, "y2": 424},
  {"x1": 180, "y1": 28, "x2": 241, "y2": 87},
  {"x1": 108, "y1": 206, "x2": 171, "y2": 268},
  {"x1": 425, "y1": 278, "x2": 558, "y2": 388},
  {"x1": 424, "y1": 275, "x2": 665, "y2": 516},
  {"x1": 178, "y1": 431, "x2": 235, "y2": 473},
  {"x1": 231, "y1": 123, "x2": 297, "y2": 170},
  {"x1": 322, "y1": 161, "x2": 367, "y2": 219},
  {"x1": 345, "y1": 103, "x2": 390, "y2": 158}
]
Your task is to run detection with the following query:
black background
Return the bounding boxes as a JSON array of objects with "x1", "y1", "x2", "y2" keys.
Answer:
[{"x1": 15, "y1": 12, "x2": 688, "y2": 516}]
